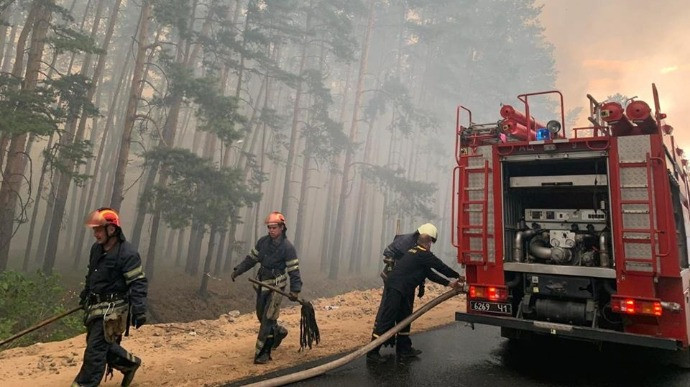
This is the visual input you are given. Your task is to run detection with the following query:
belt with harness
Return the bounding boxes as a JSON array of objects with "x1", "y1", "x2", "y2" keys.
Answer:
[
  {"x1": 87, "y1": 292, "x2": 128, "y2": 304},
  {"x1": 255, "y1": 267, "x2": 288, "y2": 291}
]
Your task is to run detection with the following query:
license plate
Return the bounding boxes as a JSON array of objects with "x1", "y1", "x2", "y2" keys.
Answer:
[{"x1": 470, "y1": 300, "x2": 512, "y2": 315}]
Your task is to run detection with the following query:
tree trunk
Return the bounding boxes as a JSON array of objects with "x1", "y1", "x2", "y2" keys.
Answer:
[
  {"x1": 22, "y1": 133, "x2": 55, "y2": 271},
  {"x1": 43, "y1": 0, "x2": 107, "y2": 274},
  {"x1": 0, "y1": 2, "x2": 11, "y2": 68},
  {"x1": 0, "y1": 15, "x2": 17, "y2": 72},
  {"x1": 185, "y1": 222, "x2": 204, "y2": 275},
  {"x1": 222, "y1": 217, "x2": 239, "y2": 272},
  {"x1": 213, "y1": 228, "x2": 226, "y2": 275},
  {"x1": 71, "y1": 0, "x2": 124, "y2": 260},
  {"x1": 350, "y1": 112, "x2": 377, "y2": 274},
  {"x1": 163, "y1": 225, "x2": 174, "y2": 261},
  {"x1": 294, "y1": 146, "x2": 311, "y2": 253},
  {"x1": 65, "y1": 0, "x2": 92, "y2": 74},
  {"x1": 0, "y1": 1, "x2": 51, "y2": 271},
  {"x1": 142, "y1": 1, "x2": 209, "y2": 277},
  {"x1": 319, "y1": 168, "x2": 338, "y2": 273},
  {"x1": 127, "y1": 28, "x2": 164, "y2": 249},
  {"x1": 328, "y1": 0, "x2": 375, "y2": 280},
  {"x1": 349, "y1": 178, "x2": 364, "y2": 274},
  {"x1": 280, "y1": 4, "x2": 312, "y2": 217},
  {"x1": 238, "y1": 77, "x2": 268, "y2": 243},
  {"x1": 199, "y1": 224, "x2": 217, "y2": 296},
  {"x1": 109, "y1": 0, "x2": 151, "y2": 210},
  {"x1": 77, "y1": 50, "x2": 132, "y2": 252},
  {"x1": 319, "y1": 62, "x2": 351, "y2": 273},
  {"x1": 175, "y1": 228, "x2": 186, "y2": 267}
]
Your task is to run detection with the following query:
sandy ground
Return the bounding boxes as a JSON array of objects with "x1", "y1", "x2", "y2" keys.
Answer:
[{"x1": 0, "y1": 284, "x2": 467, "y2": 386}]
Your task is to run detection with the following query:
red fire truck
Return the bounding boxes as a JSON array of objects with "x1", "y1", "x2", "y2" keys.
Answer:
[{"x1": 453, "y1": 85, "x2": 690, "y2": 365}]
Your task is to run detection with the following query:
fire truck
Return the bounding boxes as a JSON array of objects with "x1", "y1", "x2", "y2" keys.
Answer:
[{"x1": 452, "y1": 84, "x2": 690, "y2": 365}]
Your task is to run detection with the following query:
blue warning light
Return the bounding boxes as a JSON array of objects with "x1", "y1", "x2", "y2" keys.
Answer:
[{"x1": 536, "y1": 128, "x2": 551, "y2": 141}]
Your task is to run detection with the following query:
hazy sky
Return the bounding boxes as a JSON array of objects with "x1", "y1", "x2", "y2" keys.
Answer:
[{"x1": 538, "y1": 0, "x2": 690, "y2": 148}]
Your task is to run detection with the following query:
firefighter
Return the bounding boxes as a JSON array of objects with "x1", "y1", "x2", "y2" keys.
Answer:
[
  {"x1": 72, "y1": 208, "x2": 148, "y2": 387},
  {"x1": 231, "y1": 211, "x2": 302, "y2": 364},
  {"x1": 380, "y1": 223, "x2": 439, "y2": 295},
  {"x1": 367, "y1": 233, "x2": 463, "y2": 362},
  {"x1": 375, "y1": 223, "x2": 438, "y2": 343}
]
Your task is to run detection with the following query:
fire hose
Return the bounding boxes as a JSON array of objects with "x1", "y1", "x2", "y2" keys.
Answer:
[
  {"x1": 0, "y1": 306, "x2": 83, "y2": 347},
  {"x1": 244, "y1": 285, "x2": 467, "y2": 387}
]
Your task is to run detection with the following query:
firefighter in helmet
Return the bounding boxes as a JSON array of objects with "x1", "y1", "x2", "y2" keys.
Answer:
[
  {"x1": 381, "y1": 223, "x2": 438, "y2": 298},
  {"x1": 373, "y1": 223, "x2": 438, "y2": 352},
  {"x1": 381, "y1": 223, "x2": 439, "y2": 280},
  {"x1": 72, "y1": 208, "x2": 148, "y2": 387},
  {"x1": 368, "y1": 233, "x2": 463, "y2": 362},
  {"x1": 231, "y1": 211, "x2": 302, "y2": 364}
]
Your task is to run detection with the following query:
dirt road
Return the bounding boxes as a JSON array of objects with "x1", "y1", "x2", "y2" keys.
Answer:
[{"x1": 0, "y1": 284, "x2": 466, "y2": 386}]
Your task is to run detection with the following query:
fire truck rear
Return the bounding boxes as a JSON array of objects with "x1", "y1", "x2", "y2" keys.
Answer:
[{"x1": 453, "y1": 85, "x2": 690, "y2": 365}]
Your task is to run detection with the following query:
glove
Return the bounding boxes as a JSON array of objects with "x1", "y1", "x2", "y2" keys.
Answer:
[
  {"x1": 79, "y1": 290, "x2": 88, "y2": 308},
  {"x1": 288, "y1": 292, "x2": 299, "y2": 302},
  {"x1": 133, "y1": 315, "x2": 146, "y2": 329},
  {"x1": 417, "y1": 284, "x2": 425, "y2": 298},
  {"x1": 231, "y1": 270, "x2": 238, "y2": 282}
]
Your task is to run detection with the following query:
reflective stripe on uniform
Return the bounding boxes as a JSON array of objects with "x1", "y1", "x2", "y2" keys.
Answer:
[
  {"x1": 397, "y1": 331, "x2": 409, "y2": 336},
  {"x1": 124, "y1": 266, "x2": 145, "y2": 285},
  {"x1": 286, "y1": 258, "x2": 299, "y2": 273},
  {"x1": 250, "y1": 248, "x2": 259, "y2": 260}
]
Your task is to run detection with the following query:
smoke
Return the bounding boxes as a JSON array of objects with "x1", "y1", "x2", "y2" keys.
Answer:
[{"x1": 539, "y1": 0, "x2": 690, "y2": 148}]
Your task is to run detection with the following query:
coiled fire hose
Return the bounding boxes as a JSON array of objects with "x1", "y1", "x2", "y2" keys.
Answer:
[{"x1": 244, "y1": 285, "x2": 467, "y2": 387}]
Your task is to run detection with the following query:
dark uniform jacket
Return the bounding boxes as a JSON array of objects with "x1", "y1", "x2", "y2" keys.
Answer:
[
  {"x1": 234, "y1": 234, "x2": 302, "y2": 293},
  {"x1": 386, "y1": 245, "x2": 460, "y2": 295},
  {"x1": 383, "y1": 232, "x2": 418, "y2": 261},
  {"x1": 79, "y1": 240, "x2": 148, "y2": 321}
]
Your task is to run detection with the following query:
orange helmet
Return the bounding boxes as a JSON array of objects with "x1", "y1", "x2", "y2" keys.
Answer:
[
  {"x1": 84, "y1": 207, "x2": 121, "y2": 228},
  {"x1": 264, "y1": 211, "x2": 286, "y2": 226}
]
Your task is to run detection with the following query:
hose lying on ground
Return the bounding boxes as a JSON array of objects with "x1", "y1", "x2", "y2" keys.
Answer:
[{"x1": 244, "y1": 286, "x2": 466, "y2": 387}]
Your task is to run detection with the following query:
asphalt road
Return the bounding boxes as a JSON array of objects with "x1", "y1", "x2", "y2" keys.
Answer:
[{"x1": 232, "y1": 323, "x2": 690, "y2": 387}]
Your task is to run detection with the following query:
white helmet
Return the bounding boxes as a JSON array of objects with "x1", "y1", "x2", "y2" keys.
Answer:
[{"x1": 417, "y1": 223, "x2": 438, "y2": 242}]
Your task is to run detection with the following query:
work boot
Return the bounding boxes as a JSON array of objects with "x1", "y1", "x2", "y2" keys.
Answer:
[
  {"x1": 120, "y1": 358, "x2": 141, "y2": 387},
  {"x1": 272, "y1": 326, "x2": 288, "y2": 349},
  {"x1": 254, "y1": 352, "x2": 271, "y2": 364},
  {"x1": 366, "y1": 350, "x2": 387, "y2": 364},
  {"x1": 396, "y1": 347, "x2": 422, "y2": 359}
]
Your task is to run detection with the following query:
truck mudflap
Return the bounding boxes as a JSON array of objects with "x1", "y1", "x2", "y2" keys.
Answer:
[{"x1": 455, "y1": 312, "x2": 681, "y2": 351}]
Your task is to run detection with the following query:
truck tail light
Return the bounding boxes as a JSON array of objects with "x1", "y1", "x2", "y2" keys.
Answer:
[
  {"x1": 611, "y1": 297, "x2": 662, "y2": 317},
  {"x1": 469, "y1": 285, "x2": 508, "y2": 301}
]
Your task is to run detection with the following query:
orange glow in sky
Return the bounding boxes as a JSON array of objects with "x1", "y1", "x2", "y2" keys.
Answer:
[{"x1": 539, "y1": 0, "x2": 690, "y2": 148}]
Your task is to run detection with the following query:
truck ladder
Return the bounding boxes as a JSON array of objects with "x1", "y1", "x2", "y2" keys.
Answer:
[
  {"x1": 458, "y1": 155, "x2": 493, "y2": 265},
  {"x1": 617, "y1": 153, "x2": 659, "y2": 276}
]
